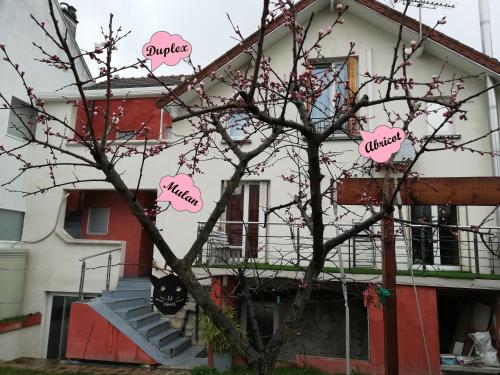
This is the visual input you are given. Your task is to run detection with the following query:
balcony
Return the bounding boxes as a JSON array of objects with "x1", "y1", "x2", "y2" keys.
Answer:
[{"x1": 196, "y1": 221, "x2": 500, "y2": 278}]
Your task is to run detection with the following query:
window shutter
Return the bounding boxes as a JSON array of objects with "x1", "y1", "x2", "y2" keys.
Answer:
[
  {"x1": 347, "y1": 56, "x2": 359, "y2": 137},
  {"x1": 220, "y1": 181, "x2": 228, "y2": 226},
  {"x1": 258, "y1": 181, "x2": 269, "y2": 258},
  {"x1": 87, "y1": 207, "x2": 110, "y2": 234}
]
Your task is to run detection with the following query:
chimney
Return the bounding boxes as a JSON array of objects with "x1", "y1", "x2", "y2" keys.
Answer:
[{"x1": 60, "y1": 2, "x2": 78, "y2": 38}]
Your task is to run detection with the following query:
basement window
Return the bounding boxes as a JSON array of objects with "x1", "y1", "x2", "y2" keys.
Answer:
[{"x1": 87, "y1": 207, "x2": 110, "y2": 235}]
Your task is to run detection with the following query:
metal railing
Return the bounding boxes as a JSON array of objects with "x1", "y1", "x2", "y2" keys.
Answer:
[
  {"x1": 196, "y1": 221, "x2": 500, "y2": 276},
  {"x1": 78, "y1": 247, "x2": 121, "y2": 301}
]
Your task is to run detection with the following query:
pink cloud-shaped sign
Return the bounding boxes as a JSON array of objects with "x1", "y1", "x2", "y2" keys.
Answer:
[
  {"x1": 142, "y1": 31, "x2": 192, "y2": 71},
  {"x1": 157, "y1": 174, "x2": 202, "y2": 213},
  {"x1": 358, "y1": 125, "x2": 405, "y2": 163}
]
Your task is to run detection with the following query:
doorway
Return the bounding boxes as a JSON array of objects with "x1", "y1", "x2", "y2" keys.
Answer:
[
  {"x1": 411, "y1": 205, "x2": 459, "y2": 268},
  {"x1": 225, "y1": 182, "x2": 266, "y2": 259},
  {"x1": 46, "y1": 295, "x2": 78, "y2": 359}
]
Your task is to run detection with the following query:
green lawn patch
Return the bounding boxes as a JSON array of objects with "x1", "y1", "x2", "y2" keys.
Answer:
[
  {"x1": 191, "y1": 365, "x2": 328, "y2": 375},
  {"x1": 194, "y1": 263, "x2": 500, "y2": 281}
]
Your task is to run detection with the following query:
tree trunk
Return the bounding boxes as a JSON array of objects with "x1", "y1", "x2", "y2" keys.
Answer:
[{"x1": 252, "y1": 358, "x2": 275, "y2": 375}]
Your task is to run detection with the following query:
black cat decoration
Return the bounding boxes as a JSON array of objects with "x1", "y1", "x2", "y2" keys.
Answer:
[{"x1": 150, "y1": 273, "x2": 188, "y2": 315}]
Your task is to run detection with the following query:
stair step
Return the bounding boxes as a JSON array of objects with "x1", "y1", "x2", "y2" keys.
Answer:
[
  {"x1": 115, "y1": 305, "x2": 151, "y2": 319},
  {"x1": 151, "y1": 328, "x2": 182, "y2": 348},
  {"x1": 162, "y1": 336, "x2": 191, "y2": 357},
  {"x1": 138, "y1": 319, "x2": 170, "y2": 339},
  {"x1": 102, "y1": 289, "x2": 150, "y2": 300},
  {"x1": 117, "y1": 278, "x2": 151, "y2": 290},
  {"x1": 127, "y1": 312, "x2": 160, "y2": 328},
  {"x1": 106, "y1": 297, "x2": 148, "y2": 310}
]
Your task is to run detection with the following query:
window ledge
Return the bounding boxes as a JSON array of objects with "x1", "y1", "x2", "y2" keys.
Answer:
[
  {"x1": 322, "y1": 134, "x2": 362, "y2": 141},
  {"x1": 65, "y1": 139, "x2": 164, "y2": 147},
  {"x1": 221, "y1": 139, "x2": 252, "y2": 145},
  {"x1": 422, "y1": 134, "x2": 461, "y2": 140}
]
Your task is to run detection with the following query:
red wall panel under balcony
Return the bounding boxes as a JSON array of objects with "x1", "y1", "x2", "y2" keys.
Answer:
[
  {"x1": 75, "y1": 98, "x2": 170, "y2": 140},
  {"x1": 296, "y1": 285, "x2": 440, "y2": 375}
]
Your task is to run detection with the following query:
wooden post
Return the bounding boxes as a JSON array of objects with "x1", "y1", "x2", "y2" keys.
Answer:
[{"x1": 382, "y1": 214, "x2": 398, "y2": 374}]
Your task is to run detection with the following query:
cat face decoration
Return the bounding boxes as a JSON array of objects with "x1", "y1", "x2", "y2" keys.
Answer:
[{"x1": 150, "y1": 274, "x2": 188, "y2": 315}]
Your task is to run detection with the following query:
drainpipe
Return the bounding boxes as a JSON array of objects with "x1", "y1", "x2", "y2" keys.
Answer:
[{"x1": 478, "y1": 0, "x2": 500, "y2": 227}]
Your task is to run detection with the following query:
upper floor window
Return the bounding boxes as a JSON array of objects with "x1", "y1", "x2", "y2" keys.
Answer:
[
  {"x1": 87, "y1": 207, "x2": 110, "y2": 235},
  {"x1": 228, "y1": 113, "x2": 247, "y2": 141},
  {"x1": 7, "y1": 96, "x2": 38, "y2": 140},
  {"x1": 309, "y1": 57, "x2": 358, "y2": 136},
  {"x1": 115, "y1": 130, "x2": 136, "y2": 140},
  {"x1": 425, "y1": 98, "x2": 456, "y2": 137}
]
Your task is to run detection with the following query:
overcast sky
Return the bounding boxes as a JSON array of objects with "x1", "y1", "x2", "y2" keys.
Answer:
[{"x1": 69, "y1": 0, "x2": 500, "y2": 79}]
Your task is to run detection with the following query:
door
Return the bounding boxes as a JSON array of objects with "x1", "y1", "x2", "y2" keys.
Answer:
[
  {"x1": 411, "y1": 205, "x2": 459, "y2": 268},
  {"x1": 225, "y1": 182, "x2": 262, "y2": 258},
  {"x1": 46, "y1": 295, "x2": 78, "y2": 359}
]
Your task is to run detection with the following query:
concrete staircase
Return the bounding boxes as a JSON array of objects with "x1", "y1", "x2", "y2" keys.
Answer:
[{"x1": 87, "y1": 277, "x2": 206, "y2": 367}]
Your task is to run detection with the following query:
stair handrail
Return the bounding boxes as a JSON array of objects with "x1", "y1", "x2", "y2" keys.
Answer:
[{"x1": 78, "y1": 247, "x2": 122, "y2": 301}]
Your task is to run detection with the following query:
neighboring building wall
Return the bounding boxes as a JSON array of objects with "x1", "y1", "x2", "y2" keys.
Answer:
[
  {"x1": 0, "y1": 0, "x2": 90, "y2": 213},
  {"x1": 0, "y1": 1, "x2": 90, "y2": 360}
]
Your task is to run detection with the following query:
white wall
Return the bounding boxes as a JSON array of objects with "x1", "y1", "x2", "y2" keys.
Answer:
[
  {"x1": 0, "y1": 325, "x2": 40, "y2": 361},
  {"x1": 0, "y1": 0, "x2": 90, "y2": 212}
]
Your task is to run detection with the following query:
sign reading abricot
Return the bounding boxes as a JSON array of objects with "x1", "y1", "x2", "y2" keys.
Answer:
[
  {"x1": 358, "y1": 126, "x2": 405, "y2": 163},
  {"x1": 157, "y1": 174, "x2": 202, "y2": 213},
  {"x1": 142, "y1": 31, "x2": 192, "y2": 71}
]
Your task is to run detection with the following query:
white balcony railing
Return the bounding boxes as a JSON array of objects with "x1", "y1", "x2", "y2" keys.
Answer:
[{"x1": 196, "y1": 221, "x2": 500, "y2": 276}]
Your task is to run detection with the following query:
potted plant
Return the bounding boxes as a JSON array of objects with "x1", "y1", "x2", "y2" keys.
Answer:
[{"x1": 200, "y1": 304, "x2": 242, "y2": 372}]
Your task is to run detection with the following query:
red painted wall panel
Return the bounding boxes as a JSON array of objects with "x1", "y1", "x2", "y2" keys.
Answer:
[
  {"x1": 80, "y1": 190, "x2": 156, "y2": 277},
  {"x1": 75, "y1": 97, "x2": 171, "y2": 140},
  {"x1": 66, "y1": 303, "x2": 157, "y2": 364},
  {"x1": 296, "y1": 285, "x2": 440, "y2": 375}
]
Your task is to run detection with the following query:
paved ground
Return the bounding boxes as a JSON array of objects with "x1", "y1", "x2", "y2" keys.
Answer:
[{"x1": 0, "y1": 357, "x2": 191, "y2": 374}]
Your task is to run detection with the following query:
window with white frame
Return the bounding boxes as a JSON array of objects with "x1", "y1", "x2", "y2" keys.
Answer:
[
  {"x1": 310, "y1": 61, "x2": 350, "y2": 134},
  {"x1": 87, "y1": 207, "x2": 110, "y2": 235},
  {"x1": 7, "y1": 96, "x2": 38, "y2": 140},
  {"x1": 425, "y1": 99, "x2": 456, "y2": 137},
  {"x1": 227, "y1": 113, "x2": 247, "y2": 140}
]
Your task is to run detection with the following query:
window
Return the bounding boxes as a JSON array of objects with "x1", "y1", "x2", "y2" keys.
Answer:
[
  {"x1": 310, "y1": 57, "x2": 357, "y2": 136},
  {"x1": 223, "y1": 181, "x2": 268, "y2": 258},
  {"x1": 87, "y1": 207, "x2": 110, "y2": 235},
  {"x1": 7, "y1": 97, "x2": 37, "y2": 140},
  {"x1": 0, "y1": 208, "x2": 25, "y2": 241},
  {"x1": 227, "y1": 113, "x2": 246, "y2": 140},
  {"x1": 425, "y1": 99, "x2": 456, "y2": 137},
  {"x1": 115, "y1": 130, "x2": 136, "y2": 140},
  {"x1": 163, "y1": 126, "x2": 173, "y2": 140},
  {"x1": 411, "y1": 205, "x2": 459, "y2": 267}
]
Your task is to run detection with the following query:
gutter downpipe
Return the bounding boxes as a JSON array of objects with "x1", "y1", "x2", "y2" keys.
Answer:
[{"x1": 478, "y1": 0, "x2": 500, "y2": 229}]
